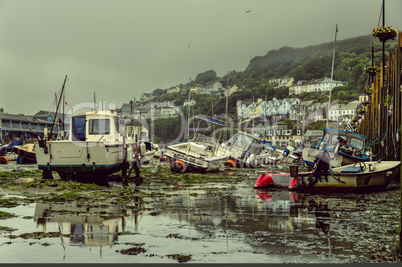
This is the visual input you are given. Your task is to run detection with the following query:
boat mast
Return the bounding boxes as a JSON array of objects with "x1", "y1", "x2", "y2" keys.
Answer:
[
  {"x1": 327, "y1": 24, "x2": 338, "y2": 129},
  {"x1": 185, "y1": 78, "x2": 192, "y2": 141},
  {"x1": 48, "y1": 75, "x2": 67, "y2": 140},
  {"x1": 259, "y1": 95, "x2": 266, "y2": 138},
  {"x1": 62, "y1": 91, "x2": 65, "y2": 131}
]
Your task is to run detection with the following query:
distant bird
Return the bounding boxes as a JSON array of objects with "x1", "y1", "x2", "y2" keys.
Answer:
[
  {"x1": 188, "y1": 45, "x2": 190, "y2": 48},
  {"x1": 245, "y1": 10, "x2": 251, "y2": 13}
]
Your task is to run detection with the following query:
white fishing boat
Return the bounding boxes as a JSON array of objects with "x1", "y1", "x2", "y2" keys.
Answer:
[
  {"x1": 35, "y1": 110, "x2": 148, "y2": 180},
  {"x1": 163, "y1": 115, "x2": 230, "y2": 173}
]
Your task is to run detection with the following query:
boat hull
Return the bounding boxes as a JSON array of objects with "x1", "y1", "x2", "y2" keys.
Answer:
[
  {"x1": 13, "y1": 144, "x2": 37, "y2": 164},
  {"x1": 35, "y1": 140, "x2": 127, "y2": 178},
  {"x1": 296, "y1": 161, "x2": 400, "y2": 193},
  {"x1": 164, "y1": 142, "x2": 229, "y2": 172}
]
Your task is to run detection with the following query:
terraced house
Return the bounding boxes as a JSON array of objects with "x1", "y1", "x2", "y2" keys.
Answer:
[{"x1": 289, "y1": 77, "x2": 346, "y2": 95}]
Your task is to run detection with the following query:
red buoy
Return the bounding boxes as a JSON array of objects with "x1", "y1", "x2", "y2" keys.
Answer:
[{"x1": 254, "y1": 173, "x2": 273, "y2": 188}]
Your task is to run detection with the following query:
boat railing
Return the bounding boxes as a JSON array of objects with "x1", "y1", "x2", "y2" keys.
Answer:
[{"x1": 56, "y1": 130, "x2": 70, "y2": 141}]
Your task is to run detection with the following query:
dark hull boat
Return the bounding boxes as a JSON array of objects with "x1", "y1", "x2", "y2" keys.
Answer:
[{"x1": 255, "y1": 136, "x2": 400, "y2": 193}]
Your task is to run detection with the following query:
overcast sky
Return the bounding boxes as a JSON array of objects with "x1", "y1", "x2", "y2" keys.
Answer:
[{"x1": 1, "y1": 0, "x2": 401, "y2": 115}]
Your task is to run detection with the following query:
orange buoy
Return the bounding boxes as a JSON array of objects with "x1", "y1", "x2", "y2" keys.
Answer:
[
  {"x1": 0, "y1": 156, "x2": 8, "y2": 164},
  {"x1": 224, "y1": 159, "x2": 235, "y2": 168}
]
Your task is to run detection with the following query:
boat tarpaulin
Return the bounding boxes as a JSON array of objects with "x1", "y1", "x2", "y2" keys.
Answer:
[{"x1": 194, "y1": 115, "x2": 228, "y2": 127}]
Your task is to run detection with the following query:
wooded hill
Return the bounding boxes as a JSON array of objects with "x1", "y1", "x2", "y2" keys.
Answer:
[
  {"x1": 141, "y1": 35, "x2": 399, "y2": 143},
  {"x1": 146, "y1": 34, "x2": 398, "y2": 116}
]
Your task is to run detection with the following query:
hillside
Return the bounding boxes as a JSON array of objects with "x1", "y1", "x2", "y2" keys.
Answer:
[
  {"x1": 137, "y1": 34, "x2": 401, "y2": 143},
  {"x1": 144, "y1": 35, "x2": 398, "y2": 117}
]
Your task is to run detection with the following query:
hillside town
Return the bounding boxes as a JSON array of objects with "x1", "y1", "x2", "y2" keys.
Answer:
[{"x1": 1, "y1": 76, "x2": 366, "y2": 148}]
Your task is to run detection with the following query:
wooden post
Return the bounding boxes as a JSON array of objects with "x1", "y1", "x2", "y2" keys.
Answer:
[
  {"x1": 398, "y1": 31, "x2": 402, "y2": 260},
  {"x1": 373, "y1": 75, "x2": 379, "y2": 157}
]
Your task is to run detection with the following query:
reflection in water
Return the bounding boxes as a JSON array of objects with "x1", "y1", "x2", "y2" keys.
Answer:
[
  {"x1": 254, "y1": 189, "x2": 358, "y2": 255},
  {"x1": 34, "y1": 193, "x2": 144, "y2": 250},
  {"x1": 147, "y1": 185, "x2": 360, "y2": 259},
  {"x1": 23, "y1": 181, "x2": 366, "y2": 263}
]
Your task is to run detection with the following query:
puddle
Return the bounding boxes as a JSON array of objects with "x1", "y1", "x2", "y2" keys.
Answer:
[{"x1": 0, "y1": 162, "x2": 400, "y2": 263}]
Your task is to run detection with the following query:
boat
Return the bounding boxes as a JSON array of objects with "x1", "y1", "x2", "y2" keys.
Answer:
[
  {"x1": 302, "y1": 128, "x2": 371, "y2": 170},
  {"x1": 163, "y1": 115, "x2": 230, "y2": 173},
  {"x1": 35, "y1": 110, "x2": 148, "y2": 180},
  {"x1": 12, "y1": 143, "x2": 37, "y2": 163},
  {"x1": 11, "y1": 132, "x2": 45, "y2": 164},
  {"x1": 295, "y1": 160, "x2": 400, "y2": 193},
  {"x1": 254, "y1": 137, "x2": 400, "y2": 193},
  {"x1": 0, "y1": 138, "x2": 23, "y2": 156},
  {"x1": 254, "y1": 160, "x2": 400, "y2": 193},
  {"x1": 222, "y1": 131, "x2": 300, "y2": 168},
  {"x1": 141, "y1": 141, "x2": 162, "y2": 164}
]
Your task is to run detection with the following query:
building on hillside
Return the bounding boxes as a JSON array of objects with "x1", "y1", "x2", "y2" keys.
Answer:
[
  {"x1": 268, "y1": 78, "x2": 282, "y2": 85},
  {"x1": 228, "y1": 85, "x2": 239, "y2": 96},
  {"x1": 258, "y1": 122, "x2": 304, "y2": 148},
  {"x1": 328, "y1": 102, "x2": 342, "y2": 121},
  {"x1": 167, "y1": 86, "x2": 180, "y2": 94},
  {"x1": 308, "y1": 102, "x2": 327, "y2": 122},
  {"x1": 275, "y1": 77, "x2": 294, "y2": 88},
  {"x1": 303, "y1": 130, "x2": 324, "y2": 146},
  {"x1": 198, "y1": 82, "x2": 223, "y2": 96},
  {"x1": 238, "y1": 97, "x2": 300, "y2": 125},
  {"x1": 236, "y1": 99, "x2": 253, "y2": 119},
  {"x1": 289, "y1": 80, "x2": 307, "y2": 95},
  {"x1": 289, "y1": 78, "x2": 346, "y2": 95},
  {"x1": 268, "y1": 77, "x2": 294, "y2": 89},
  {"x1": 150, "y1": 101, "x2": 180, "y2": 120},
  {"x1": 183, "y1": 99, "x2": 196, "y2": 107},
  {"x1": 338, "y1": 101, "x2": 359, "y2": 124}
]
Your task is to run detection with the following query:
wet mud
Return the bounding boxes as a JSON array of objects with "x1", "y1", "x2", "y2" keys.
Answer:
[{"x1": 0, "y1": 159, "x2": 401, "y2": 263}]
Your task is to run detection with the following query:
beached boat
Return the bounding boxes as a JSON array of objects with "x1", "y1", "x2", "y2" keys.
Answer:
[
  {"x1": 12, "y1": 143, "x2": 37, "y2": 163},
  {"x1": 141, "y1": 141, "x2": 162, "y2": 164},
  {"x1": 302, "y1": 128, "x2": 371, "y2": 170},
  {"x1": 35, "y1": 110, "x2": 148, "y2": 180},
  {"x1": 163, "y1": 115, "x2": 230, "y2": 173},
  {"x1": 294, "y1": 160, "x2": 400, "y2": 193},
  {"x1": 222, "y1": 131, "x2": 300, "y2": 168},
  {"x1": 254, "y1": 159, "x2": 400, "y2": 193},
  {"x1": 255, "y1": 135, "x2": 399, "y2": 193}
]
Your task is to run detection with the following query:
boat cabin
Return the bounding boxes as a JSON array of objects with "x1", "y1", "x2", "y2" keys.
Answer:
[
  {"x1": 226, "y1": 131, "x2": 263, "y2": 156},
  {"x1": 70, "y1": 111, "x2": 120, "y2": 142},
  {"x1": 318, "y1": 128, "x2": 368, "y2": 159}
]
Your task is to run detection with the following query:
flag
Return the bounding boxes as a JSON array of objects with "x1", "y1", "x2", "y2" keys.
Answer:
[
  {"x1": 336, "y1": 24, "x2": 338, "y2": 33},
  {"x1": 65, "y1": 101, "x2": 67, "y2": 105},
  {"x1": 346, "y1": 122, "x2": 354, "y2": 132}
]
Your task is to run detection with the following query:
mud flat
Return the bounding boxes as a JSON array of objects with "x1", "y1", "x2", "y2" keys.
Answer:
[{"x1": 0, "y1": 159, "x2": 401, "y2": 263}]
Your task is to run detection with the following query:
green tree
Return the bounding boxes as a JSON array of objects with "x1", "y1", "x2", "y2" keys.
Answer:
[{"x1": 195, "y1": 70, "x2": 217, "y2": 85}]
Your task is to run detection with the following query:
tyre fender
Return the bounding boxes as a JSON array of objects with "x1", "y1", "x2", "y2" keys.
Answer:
[
  {"x1": 224, "y1": 159, "x2": 235, "y2": 168},
  {"x1": 171, "y1": 160, "x2": 188, "y2": 173},
  {"x1": 0, "y1": 156, "x2": 8, "y2": 164}
]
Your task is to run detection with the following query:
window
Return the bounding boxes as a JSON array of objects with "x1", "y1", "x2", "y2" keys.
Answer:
[
  {"x1": 89, "y1": 119, "x2": 110, "y2": 135},
  {"x1": 350, "y1": 138, "x2": 364, "y2": 150},
  {"x1": 72, "y1": 116, "x2": 86, "y2": 141},
  {"x1": 331, "y1": 135, "x2": 339, "y2": 145}
]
